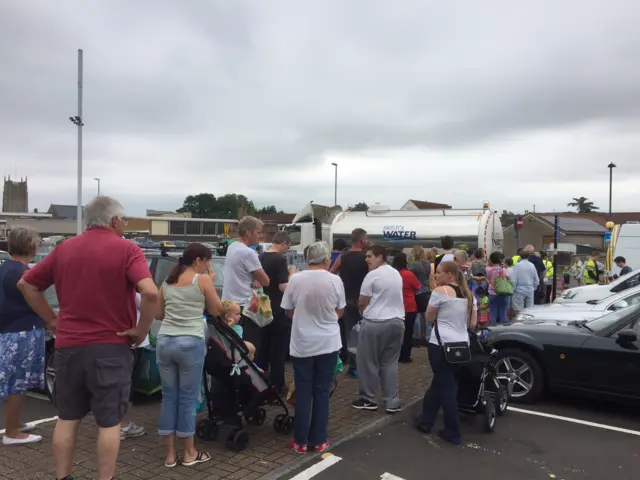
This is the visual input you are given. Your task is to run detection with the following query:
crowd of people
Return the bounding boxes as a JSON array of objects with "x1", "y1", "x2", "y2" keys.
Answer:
[{"x1": 2, "y1": 193, "x2": 606, "y2": 479}]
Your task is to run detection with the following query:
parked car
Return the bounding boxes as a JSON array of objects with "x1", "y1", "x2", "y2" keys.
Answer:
[
  {"x1": 159, "y1": 241, "x2": 176, "y2": 248},
  {"x1": 555, "y1": 269, "x2": 640, "y2": 304},
  {"x1": 172, "y1": 240, "x2": 189, "y2": 249},
  {"x1": 0, "y1": 250, "x2": 9, "y2": 263},
  {"x1": 43, "y1": 253, "x2": 226, "y2": 398},
  {"x1": 516, "y1": 284, "x2": 640, "y2": 322},
  {"x1": 488, "y1": 304, "x2": 640, "y2": 404}
]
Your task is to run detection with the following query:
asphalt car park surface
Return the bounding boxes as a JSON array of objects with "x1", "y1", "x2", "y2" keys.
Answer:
[{"x1": 281, "y1": 398, "x2": 640, "y2": 480}]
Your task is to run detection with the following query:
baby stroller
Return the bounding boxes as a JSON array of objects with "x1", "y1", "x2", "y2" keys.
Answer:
[
  {"x1": 195, "y1": 317, "x2": 293, "y2": 452},
  {"x1": 455, "y1": 329, "x2": 509, "y2": 433}
]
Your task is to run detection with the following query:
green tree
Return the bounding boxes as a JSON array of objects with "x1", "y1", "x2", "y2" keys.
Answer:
[
  {"x1": 177, "y1": 193, "x2": 218, "y2": 218},
  {"x1": 352, "y1": 202, "x2": 369, "y2": 212},
  {"x1": 258, "y1": 205, "x2": 278, "y2": 214},
  {"x1": 566, "y1": 197, "x2": 599, "y2": 213},
  {"x1": 177, "y1": 193, "x2": 260, "y2": 219}
]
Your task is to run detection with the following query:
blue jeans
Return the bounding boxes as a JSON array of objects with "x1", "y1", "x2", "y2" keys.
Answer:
[
  {"x1": 419, "y1": 344, "x2": 461, "y2": 440},
  {"x1": 489, "y1": 295, "x2": 510, "y2": 325},
  {"x1": 291, "y1": 351, "x2": 338, "y2": 446},
  {"x1": 156, "y1": 336, "x2": 205, "y2": 437}
]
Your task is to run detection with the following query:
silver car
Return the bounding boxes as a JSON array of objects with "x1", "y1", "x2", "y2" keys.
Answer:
[
  {"x1": 555, "y1": 269, "x2": 640, "y2": 304},
  {"x1": 516, "y1": 284, "x2": 640, "y2": 322}
]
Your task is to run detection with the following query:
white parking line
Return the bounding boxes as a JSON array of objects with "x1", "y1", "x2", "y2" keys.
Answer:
[
  {"x1": 508, "y1": 406, "x2": 640, "y2": 436},
  {"x1": 381, "y1": 473, "x2": 406, "y2": 480},
  {"x1": 289, "y1": 453, "x2": 342, "y2": 480},
  {"x1": 0, "y1": 415, "x2": 58, "y2": 435}
]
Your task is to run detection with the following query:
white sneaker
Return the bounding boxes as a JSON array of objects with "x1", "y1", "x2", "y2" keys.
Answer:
[
  {"x1": 2, "y1": 434, "x2": 43, "y2": 445},
  {"x1": 20, "y1": 423, "x2": 36, "y2": 433}
]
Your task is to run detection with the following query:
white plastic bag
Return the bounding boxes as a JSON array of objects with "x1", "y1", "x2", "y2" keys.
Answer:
[{"x1": 347, "y1": 322, "x2": 361, "y2": 354}]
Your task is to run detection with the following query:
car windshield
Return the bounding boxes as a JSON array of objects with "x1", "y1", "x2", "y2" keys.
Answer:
[
  {"x1": 586, "y1": 304, "x2": 640, "y2": 332},
  {"x1": 590, "y1": 287, "x2": 639, "y2": 305},
  {"x1": 44, "y1": 285, "x2": 59, "y2": 309}
]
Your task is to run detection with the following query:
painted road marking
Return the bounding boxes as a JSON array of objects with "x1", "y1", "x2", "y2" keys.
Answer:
[
  {"x1": 381, "y1": 473, "x2": 406, "y2": 480},
  {"x1": 289, "y1": 453, "x2": 342, "y2": 480},
  {"x1": 508, "y1": 406, "x2": 640, "y2": 436},
  {"x1": 26, "y1": 391, "x2": 50, "y2": 401},
  {"x1": 0, "y1": 415, "x2": 58, "y2": 435}
]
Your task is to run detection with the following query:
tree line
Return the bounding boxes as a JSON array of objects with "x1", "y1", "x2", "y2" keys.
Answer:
[
  {"x1": 177, "y1": 193, "x2": 284, "y2": 219},
  {"x1": 177, "y1": 194, "x2": 372, "y2": 218}
]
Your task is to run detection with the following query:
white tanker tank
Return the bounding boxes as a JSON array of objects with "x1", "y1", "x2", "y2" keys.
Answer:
[{"x1": 330, "y1": 205, "x2": 504, "y2": 255}]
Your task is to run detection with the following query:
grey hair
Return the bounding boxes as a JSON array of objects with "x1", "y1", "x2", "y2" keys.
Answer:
[
  {"x1": 306, "y1": 241, "x2": 331, "y2": 265},
  {"x1": 238, "y1": 216, "x2": 263, "y2": 236},
  {"x1": 522, "y1": 245, "x2": 535, "y2": 255},
  {"x1": 8, "y1": 226, "x2": 40, "y2": 256},
  {"x1": 453, "y1": 250, "x2": 468, "y2": 262},
  {"x1": 84, "y1": 195, "x2": 125, "y2": 227}
]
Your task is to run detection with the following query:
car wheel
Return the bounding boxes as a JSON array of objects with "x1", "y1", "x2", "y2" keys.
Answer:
[
  {"x1": 45, "y1": 349, "x2": 56, "y2": 401},
  {"x1": 494, "y1": 348, "x2": 543, "y2": 404}
]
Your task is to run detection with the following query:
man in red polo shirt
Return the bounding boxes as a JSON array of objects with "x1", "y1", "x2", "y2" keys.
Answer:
[{"x1": 18, "y1": 196, "x2": 158, "y2": 480}]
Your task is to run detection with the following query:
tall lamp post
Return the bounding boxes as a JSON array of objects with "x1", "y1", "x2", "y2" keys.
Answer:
[
  {"x1": 607, "y1": 162, "x2": 616, "y2": 216},
  {"x1": 331, "y1": 162, "x2": 338, "y2": 206},
  {"x1": 94, "y1": 177, "x2": 100, "y2": 195},
  {"x1": 69, "y1": 49, "x2": 84, "y2": 235}
]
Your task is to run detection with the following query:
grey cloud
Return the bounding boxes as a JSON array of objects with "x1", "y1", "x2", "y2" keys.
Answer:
[{"x1": 2, "y1": 0, "x2": 640, "y2": 214}]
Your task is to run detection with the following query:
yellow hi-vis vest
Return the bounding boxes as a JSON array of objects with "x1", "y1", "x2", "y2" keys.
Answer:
[
  {"x1": 583, "y1": 259, "x2": 599, "y2": 285},
  {"x1": 512, "y1": 255, "x2": 521, "y2": 265},
  {"x1": 543, "y1": 259, "x2": 554, "y2": 278}
]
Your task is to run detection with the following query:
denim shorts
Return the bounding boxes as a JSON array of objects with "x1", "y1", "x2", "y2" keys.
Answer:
[{"x1": 0, "y1": 328, "x2": 46, "y2": 398}]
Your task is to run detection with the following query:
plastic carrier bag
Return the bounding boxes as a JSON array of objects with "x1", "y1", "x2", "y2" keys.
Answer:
[
  {"x1": 242, "y1": 288, "x2": 274, "y2": 327},
  {"x1": 347, "y1": 322, "x2": 361, "y2": 355}
]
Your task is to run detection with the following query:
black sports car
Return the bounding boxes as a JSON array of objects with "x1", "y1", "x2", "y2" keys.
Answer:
[{"x1": 487, "y1": 305, "x2": 640, "y2": 405}]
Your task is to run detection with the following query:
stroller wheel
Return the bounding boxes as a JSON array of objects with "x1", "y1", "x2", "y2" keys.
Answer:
[
  {"x1": 496, "y1": 386, "x2": 509, "y2": 417},
  {"x1": 226, "y1": 428, "x2": 249, "y2": 452},
  {"x1": 248, "y1": 407, "x2": 267, "y2": 426},
  {"x1": 282, "y1": 415, "x2": 294, "y2": 435},
  {"x1": 483, "y1": 398, "x2": 496, "y2": 433},
  {"x1": 196, "y1": 419, "x2": 219, "y2": 441},
  {"x1": 273, "y1": 413, "x2": 286, "y2": 433}
]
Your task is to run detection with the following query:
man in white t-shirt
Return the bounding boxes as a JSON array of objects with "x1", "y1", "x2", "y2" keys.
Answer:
[
  {"x1": 351, "y1": 245, "x2": 405, "y2": 414},
  {"x1": 222, "y1": 216, "x2": 270, "y2": 347}
]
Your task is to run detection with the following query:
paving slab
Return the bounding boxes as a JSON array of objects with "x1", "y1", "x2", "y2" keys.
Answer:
[{"x1": 0, "y1": 347, "x2": 431, "y2": 479}]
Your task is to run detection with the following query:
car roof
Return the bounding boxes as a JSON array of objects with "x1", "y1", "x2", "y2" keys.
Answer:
[{"x1": 144, "y1": 253, "x2": 225, "y2": 261}]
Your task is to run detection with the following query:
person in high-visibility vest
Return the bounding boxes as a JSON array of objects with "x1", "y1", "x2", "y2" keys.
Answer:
[
  {"x1": 512, "y1": 249, "x2": 522, "y2": 267},
  {"x1": 541, "y1": 252, "x2": 554, "y2": 303},
  {"x1": 582, "y1": 252, "x2": 601, "y2": 285}
]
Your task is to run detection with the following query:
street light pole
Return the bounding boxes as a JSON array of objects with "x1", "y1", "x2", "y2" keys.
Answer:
[
  {"x1": 331, "y1": 162, "x2": 338, "y2": 206},
  {"x1": 66, "y1": 49, "x2": 86, "y2": 235},
  {"x1": 94, "y1": 177, "x2": 100, "y2": 195},
  {"x1": 607, "y1": 162, "x2": 616, "y2": 216}
]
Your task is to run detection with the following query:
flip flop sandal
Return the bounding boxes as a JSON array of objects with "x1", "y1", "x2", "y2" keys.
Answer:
[
  {"x1": 165, "y1": 455, "x2": 182, "y2": 468},
  {"x1": 183, "y1": 451, "x2": 211, "y2": 467}
]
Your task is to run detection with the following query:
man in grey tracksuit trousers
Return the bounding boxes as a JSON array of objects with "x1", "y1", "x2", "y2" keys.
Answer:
[{"x1": 351, "y1": 246, "x2": 405, "y2": 413}]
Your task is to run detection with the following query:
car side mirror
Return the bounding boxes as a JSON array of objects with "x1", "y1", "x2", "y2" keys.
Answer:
[
  {"x1": 617, "y1": 329, "x2": 638, "y2": 344},
  {"x1": 611, "y1": 300, "x2": 629, "y2": 311}
]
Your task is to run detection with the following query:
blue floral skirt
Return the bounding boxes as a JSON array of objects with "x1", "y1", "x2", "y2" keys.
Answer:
[{"x1": 0, "y1": 328, "x2": 45, "y2": 398}]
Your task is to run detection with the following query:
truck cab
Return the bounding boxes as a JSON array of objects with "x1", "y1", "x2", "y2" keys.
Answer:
[{"x1": 279, "y1": 203, "x2": 342, "y2": 252}]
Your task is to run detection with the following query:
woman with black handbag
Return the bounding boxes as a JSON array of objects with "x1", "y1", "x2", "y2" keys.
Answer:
[{"x1": 415, "y1": 261, "x2": 477, "y2": 445}]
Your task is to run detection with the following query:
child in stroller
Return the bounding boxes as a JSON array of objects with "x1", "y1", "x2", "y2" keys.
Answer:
[
  {"x1": 455, "y1": 328, "x2": 508, "y2": 432},
  {"x1": 196, "y1": 313, "x2": 293, "y2": 452}
]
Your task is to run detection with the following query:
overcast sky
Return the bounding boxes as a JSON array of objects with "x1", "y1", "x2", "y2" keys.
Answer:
[{"x1": 2, "y1": 0, "x2": 640, "y2": 216}]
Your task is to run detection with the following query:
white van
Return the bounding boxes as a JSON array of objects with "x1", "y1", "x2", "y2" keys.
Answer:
[
  {"x1": 608, "y1": 223, "x2": 640, "y2": 278},
  {"x1": 555, "y1": 268, "x2": 640, "y2": 303}
]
